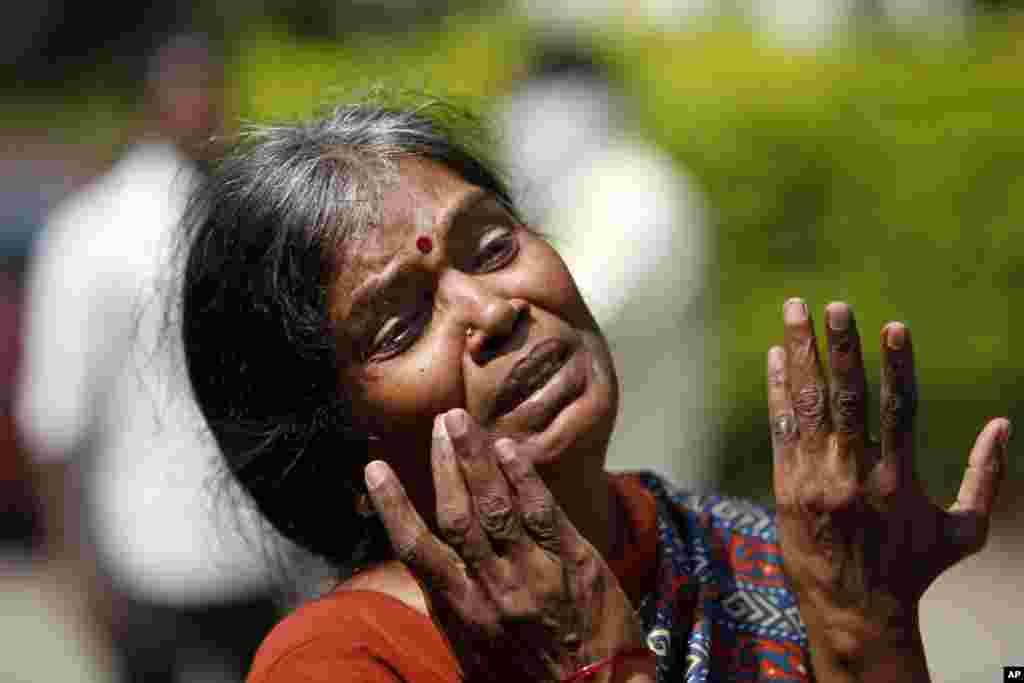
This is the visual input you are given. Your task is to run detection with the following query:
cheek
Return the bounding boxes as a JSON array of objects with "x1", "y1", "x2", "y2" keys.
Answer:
[
  {"x1": 521, "y1": 242, "x2": 596, "y2": 328},
  {"x1": 348, "y1": 335, "x2": 464, "y2": 432}
]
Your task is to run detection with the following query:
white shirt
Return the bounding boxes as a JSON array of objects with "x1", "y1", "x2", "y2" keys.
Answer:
[{"x1": 17, "y1": 142, "x2": 274, "y2": 605}]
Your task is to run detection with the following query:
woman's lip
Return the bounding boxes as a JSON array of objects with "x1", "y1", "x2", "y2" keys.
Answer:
[
  {"x1": 489, "y1": 338, "x2": 573, "y2": 422},
  {"x1": 492, "y1": 344, "x2": 588, "y2": 433}
]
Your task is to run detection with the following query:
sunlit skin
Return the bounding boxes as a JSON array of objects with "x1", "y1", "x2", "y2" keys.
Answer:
[
  {"x1": 329, "y1": 157, "x2": 622, "y2": 560},
  {"x1": 324, "y1": 155, "x2": 1010, "y2": 683}
]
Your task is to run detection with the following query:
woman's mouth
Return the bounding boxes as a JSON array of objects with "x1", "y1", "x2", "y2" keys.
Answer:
[{"x1": 489, "y1": 337, "x2": 588, "y2": 430}]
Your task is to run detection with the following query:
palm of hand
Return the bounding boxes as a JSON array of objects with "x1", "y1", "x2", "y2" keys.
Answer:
[{"x1": 767, "y1": 299, "x2": 1009, "y2": 655}]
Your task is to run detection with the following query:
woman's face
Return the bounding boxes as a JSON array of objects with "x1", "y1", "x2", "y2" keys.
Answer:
[{"x1": 329, "y1": 157, "x2": 618, "y2": 511}]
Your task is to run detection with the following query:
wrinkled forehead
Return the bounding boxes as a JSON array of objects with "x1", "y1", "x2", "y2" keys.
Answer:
[{"x1": 329, "y1": 156, "x2": 479, "y2": 318}]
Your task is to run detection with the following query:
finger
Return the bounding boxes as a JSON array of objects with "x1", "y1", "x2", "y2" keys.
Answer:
[
  {"x1": 366, "y1": 460, "x2": 467, "y2": 594},
  {"x1": 945, "y1": 418, "x2": 1011, "y2": 557},
  {"x1": 431, "y1": 414, "x2": 494, "y2": 568},
  {"x1": 494, "y1": 438, "x2": 602, "y2": 618},
  {"x1": 783, "y1": 297, "x2": 830, "y2": 448},
  {"x1": 879, "y1": 322, "x2": 918, "y2": 478},
  {"x1": 766, "y1": 345, "x2": 798, "y2": 501},
  {"x1": 445, "y1": 409, "x2": 524, "y2": 549},
  {"x1": 493, "y1": 438, "x2": 564, "y2": 555},
  {"x1": 824, "y1": 302, "x2": 868, "y2": 441}
]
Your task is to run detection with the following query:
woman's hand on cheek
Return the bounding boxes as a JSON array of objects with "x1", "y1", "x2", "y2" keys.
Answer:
[
  {"x1": 768, "y1": 299, "x2": 1011, "y2": 680},
  {"x1": 365, "y1": 408, "x2": 651, "y2": 683}
]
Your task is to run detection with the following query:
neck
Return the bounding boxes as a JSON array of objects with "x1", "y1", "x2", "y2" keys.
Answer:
[{"x1": 538, "y1": 452, "x2": 617, "y2": 561}]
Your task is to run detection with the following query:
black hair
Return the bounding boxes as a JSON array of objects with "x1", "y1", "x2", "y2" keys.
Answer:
[{"x1": 178, "y1": 94, "x2": 516, "y2": 575}]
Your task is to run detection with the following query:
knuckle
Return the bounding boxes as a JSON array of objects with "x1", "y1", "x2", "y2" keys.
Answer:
[
  {"x1": 573, "y1": 549, "x2": 606, "y2": 597},
  {"x1": 880, "y1": 385, "x2": 917, "y2": 431},
  {"x1": 790, "y1": 335, "x2": 816, "y2": 364},
  {"x1": 455, "y1": 598, "x2": 503, "y2": 638},
  {"x1": 522, "y1": 499, "x2": 559, "y2": 540},
  {"x1": 825, "y1": 628, "x2": 873, "y2": 665},
  {"x1": 870, "y1": 466, "x2": 901, "y2": 502},
  {"x1": 497, "y1": 592, "x2": 537, "y2": 622},
  {"x1": 508, "y1": 462, "x2": 540, "y2": 489},
  {"x1": 796, "y1": 479, "x2": 826, "y2": 513},
  {"x1": 794, "y1": 384, "x2": 828, "y2": 429},
  {"x1": 831, "y1": 387, "x2": 864, "y2": 436},
  {"x1": 832, "y1": 389, "x2": 862, "y2": 432},
  {"x1": 477, "y1": 494, "x2": 517, "y2": 539},
  {"x1": 829, "y1": 328, "x2": 858, "y2": 355},
  {"x1": 767, "y1": 364, "x2": 787, "y2": 388},
  {"x1": 451, "y1": 427, "x2": 484, "y2": 462},
  {"x1": 771, "y1": 412, "x2": 799, "y2": 444},
  {"x1": 394, "y1": 532, "x2": 428, "y2": 568},
  {"x1": 437, "y1": 506, "x2": 474, "y2": 546},
  {"x1": 829, "y1": 478, "x2": 861, "y2": 508},
  {"x1": 371, "y1": 483, "x2": 401, "y2": 512},
  {"x1": 477, "y1": 612, "x2": 503, "y2": 639}
]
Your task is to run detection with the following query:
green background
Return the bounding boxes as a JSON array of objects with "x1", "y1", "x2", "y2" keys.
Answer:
[{"x1": 19, "y1": 12, "x2": 1021, "y2": 502}]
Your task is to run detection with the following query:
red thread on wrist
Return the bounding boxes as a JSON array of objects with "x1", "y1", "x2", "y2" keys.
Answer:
[{"x1": 561, "y1": 647, "x2": 654, "y2": 683}]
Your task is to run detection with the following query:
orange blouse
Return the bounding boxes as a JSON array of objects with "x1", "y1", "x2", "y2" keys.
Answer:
[{"x1": 247, "y1": 474, "x2": 660, "y2": 683}]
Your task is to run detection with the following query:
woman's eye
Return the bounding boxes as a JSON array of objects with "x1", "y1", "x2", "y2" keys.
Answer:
[
  {"x1": 368, "y1": 309, "x2": 428, "y2": 361},
  {"x1": 472, "y1": 227, "x2": 518, "y2": 273}
]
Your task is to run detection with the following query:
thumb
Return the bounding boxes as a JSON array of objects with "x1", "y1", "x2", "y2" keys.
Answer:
[{"x1": 944, "y1": 417, "x2": 1011, "y2": 559}]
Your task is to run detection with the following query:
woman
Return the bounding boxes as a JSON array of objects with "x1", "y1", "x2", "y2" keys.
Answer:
[{"x1": 179, "y1": 98, "x2": 1010, "y2": 682}]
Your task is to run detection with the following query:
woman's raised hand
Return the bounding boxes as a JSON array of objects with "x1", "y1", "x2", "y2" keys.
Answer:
[
  {"x1": 364, "y1": 409, "x2": 648, "y2": 683},
  {"x1": 767, "y1": 298, "x2": 1011, "y2": 679}
]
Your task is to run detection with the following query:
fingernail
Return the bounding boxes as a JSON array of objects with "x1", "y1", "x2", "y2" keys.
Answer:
[
  {"x1": 886, "y1": 323, "x2": 906, "y2": 350},
  {"x1": 365, "y1": 460, "x2": 389, "y2": 489},
  {"x1": 784, "y1": 298, "x2": 807, "y2": 324},
  {"x1": 432, "y1": 416, "x2": 453, "y2": 463},
  {"x1": 827, "y1": 303, "x2": 850, "y2": 332},
  {"x1": 495, "y1": 438, "x2": 517, "y2": 463},
  {"x1": 444, "y1": 409, "x2": 469, "y2": 438},
  {"x1": 432, "y1": 414, "x2": 448, "y2": 440}
]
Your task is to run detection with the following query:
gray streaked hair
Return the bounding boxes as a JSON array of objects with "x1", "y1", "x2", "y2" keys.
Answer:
[{"x1": 178, "y1": 93, "x2": 517, "y2": 575}]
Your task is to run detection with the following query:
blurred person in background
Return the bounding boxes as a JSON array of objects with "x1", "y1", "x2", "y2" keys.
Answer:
[
  {"x1": 497, "y1": 40, "x2": 714, "y2": 488},
  {"x1": 0, "y1": 149, "x2": 73, "y2": 555},
  {"x1": 0, "y1": 137, "x2": 114, "y2": 683},
  {"x1": 15, "y1": 32, "x2": 281, "y2": 683}
]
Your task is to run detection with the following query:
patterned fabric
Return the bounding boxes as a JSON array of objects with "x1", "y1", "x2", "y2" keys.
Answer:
[{"x1": 632, "y1": 473, "x2": 810, "y2": 683}]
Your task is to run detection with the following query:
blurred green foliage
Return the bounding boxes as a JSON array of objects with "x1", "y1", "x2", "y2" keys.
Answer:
[
  {"x1": 614, "y1": 26, "x2": 1022, "y2": 500},
  {"x1": 21, "y1": 11, "x2": 1021, "y2": 501}
]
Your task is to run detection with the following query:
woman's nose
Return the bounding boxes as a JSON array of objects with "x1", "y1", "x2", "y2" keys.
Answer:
[{"x1": 463, "y1": 294, "x2": 529, "y2": 365}]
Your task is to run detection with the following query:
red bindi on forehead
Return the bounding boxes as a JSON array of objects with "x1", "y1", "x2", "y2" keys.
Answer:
[{"x1": 415, "y1": 234, "x2": 433, "y2": 254}]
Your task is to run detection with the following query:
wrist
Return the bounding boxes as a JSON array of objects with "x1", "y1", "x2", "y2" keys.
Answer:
[
  {"x1": 609, "y1": 646, "x2": 656, "y2": 683},
  {"x1": 562, "y1": 568, "x2": 651, "y2": 683},
  {"x1": 800, "y1": 599, "x2": 929, "y2": 682},
  {"x1": 561, "y1": 646, "x2": 656, "y2": 683}
]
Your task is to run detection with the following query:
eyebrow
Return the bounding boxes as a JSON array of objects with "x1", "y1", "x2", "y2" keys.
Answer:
[{"x1": 344, "y1": 187, "x2": 492, "y2": 329}]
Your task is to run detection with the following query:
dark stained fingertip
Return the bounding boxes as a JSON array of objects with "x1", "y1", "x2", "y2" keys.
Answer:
[
  {"x1": 365, "y1": 460, "x2": 390, "y2": 489},
  {"x1": 884, "y1": 322, "x2": 908, "y2": 350},
  {"x1": 825, "y1": 301, "x2": 851, "y2": 332}
]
